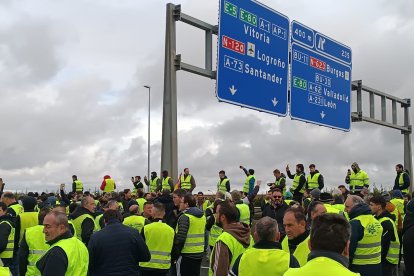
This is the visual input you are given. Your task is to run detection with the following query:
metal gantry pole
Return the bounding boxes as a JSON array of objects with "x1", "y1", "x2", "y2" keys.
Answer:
[
  {"x1": 161, "y1": 3, "x2": 178, "y2": 182},
  {"x1": 144, "y1": 85, "x2": 151, "y2": 193},
  {"x1": 403, "y1": 99, "x2": 413, "y2": 193}
]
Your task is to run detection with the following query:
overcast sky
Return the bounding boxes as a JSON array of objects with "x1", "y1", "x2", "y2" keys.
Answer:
[{"x1": 0, "y1": 0, "x2": 413, "y2": 194}]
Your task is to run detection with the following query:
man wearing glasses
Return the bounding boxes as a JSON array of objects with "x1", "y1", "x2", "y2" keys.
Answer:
[
  {"x1": 261, "y1": 189, "x2": 289, "y2": 239},
  {"x1": 36, "y1": 211, "x2": 88, "y2": 276}
]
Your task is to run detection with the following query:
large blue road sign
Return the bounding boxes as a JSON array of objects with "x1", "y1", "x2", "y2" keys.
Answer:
[
  {"x1": 216, "y1": 0, "x2": 290, "y2": 116},
  {"x1": 290, "y1": 20, "x2": 352, "y2": 131}
]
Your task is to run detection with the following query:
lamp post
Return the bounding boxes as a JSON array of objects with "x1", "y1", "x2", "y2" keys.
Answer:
[{"x1": 144, "y1": 85, "x2": 151, "y2": 193}]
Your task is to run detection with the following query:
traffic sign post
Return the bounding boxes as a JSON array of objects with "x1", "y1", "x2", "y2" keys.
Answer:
[
  {"x1": 216, "y1": 0, "x2": 290, "y2": 116},
  {"x1": 290, "y1": 20, "x2": 352, "y2": 131}
]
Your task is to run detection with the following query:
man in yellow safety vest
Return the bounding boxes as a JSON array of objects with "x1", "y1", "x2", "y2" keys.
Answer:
[
  {"x1": 345, "y1": 162, "x2": 369, "y2": 196},
  {"x1": 36, "y1": 211, "x2": 89, "y2": 275},
  {"x1": 209, "y1": 200, "x2": 251, "y2": 276},
  {"x1": 369, "y1": 195, "x2": 400, "y2": 276},
  {"x1": 172, "y1": 193, "x2": 205, "y2": 275},
  {"x1": 393, "y1": 164, "x2": 410, "y2": 194},
  {"x1": 240, "y1": 165, "x2": 256, "y2": 196},
  {"x1": 19, "y1": 207, "x2": 51, "y2": 275},
  {"x1": 286, "y1": 164, "x2": 306, "y2": 203},
  {"x1": 145, "y1": 172, "x2": 162, "y2": 193},
  {"x1": 140, "y1": 203, "x2": 175, "y2": 276},
  {"x1": 282, "y1": 208, "x2": 310, "y2": 266},
  {"x1": 69, "y1": 196, "x2": 96, "y2": 245},
  {"x1": 218, "y1": 170, "x2": 231, "y2": 193},
  {"x1": 345, "y1": 195, "x2": 382, "y2": 276},
  {"x1": 179, "y1": 168, "x2": 196, "y2": 192},
  {"x1": 285, "y1": 213, "x2": 360, "y2": 276},
  {"x1": 306, "y1": 164, "x2": 324, "y2": 191},
  {"x1": 232, "y1": 217, "x2": 299, "y2": 275},
  {"x1": 72, "y1": 175, "x2": 83, "y2": 194}
]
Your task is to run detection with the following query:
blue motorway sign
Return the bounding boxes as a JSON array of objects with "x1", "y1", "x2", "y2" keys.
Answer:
[
  {"x1": 290, "y1": 20, "x2": 352, "y2": 131},
  {"x1": 216, "y1": 0, "x2": 290, "y2": 116}
]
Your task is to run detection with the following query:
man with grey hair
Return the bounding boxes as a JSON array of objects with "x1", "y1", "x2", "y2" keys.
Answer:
[
  {"x1": 345, "y1": 195, "x2": 383, "y2": 276},
  {"x1": 69, "y1": 196, "x2": 96, "y2": 244},
  {"x1": 232, "y1": 217, "x2": 299, "y2": 275},
  {"x1": 36, "y1": 211, "x2": 89, "y2": 275}
]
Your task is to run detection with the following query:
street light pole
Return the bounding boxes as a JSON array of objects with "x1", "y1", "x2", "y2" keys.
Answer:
[{"x1": 144, "y1": 85, "x2": 151, "y2": 193}]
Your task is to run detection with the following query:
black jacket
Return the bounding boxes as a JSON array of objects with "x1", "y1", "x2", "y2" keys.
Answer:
[
  {"x1": 232, "y1": 240, "x2": 299, "y2": 275},
  {"x1": 0, "y1": 215, "x2": 15, "y2": 267},
  {"x1": 348, "y1": 203, "x2": 382, "y2": 275},
  {"x1": 374, "y1": 211, "x2": 397, "y2": 264},
  {"x1": 403, "y1": 211, "x2": 414, "y2": 276},
  {"x1": 68, "y1": 206, "x2": 95, "y2": 245},
  {"x1": 172, "y1": 207, "x2": 205, "y2": 261},
  {"x1": 261, "y1": 201, "x2": 289, "y2": 237},
  {"x1": 88, "y1": 220, "x2": 150, "y2": 276},
  {"x1": 36, "y1": 231, "x2": 73, "y2": 276},
  {"x1": 154, "y1": 194, "x2": 176, "y2": 228}
]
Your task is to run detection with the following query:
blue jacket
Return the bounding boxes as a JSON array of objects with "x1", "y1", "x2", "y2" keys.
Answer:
[{"x1": 88, "y1": 220, "x2": 151, "y2": 275}]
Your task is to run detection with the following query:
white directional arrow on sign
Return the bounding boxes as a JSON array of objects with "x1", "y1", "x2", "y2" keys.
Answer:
[
  {"x1": 320, "y1": 111, "x2": 326, "y2": 119},
  {"x1": 271, "y1": 97, "x2": 278, "y2": 107},
  {"x1": 229, "y1": 85, "x2": 237, "y2": 95}
]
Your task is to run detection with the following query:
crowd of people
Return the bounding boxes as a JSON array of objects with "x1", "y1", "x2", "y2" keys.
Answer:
[{"x1": 0, "y1": 162, "x2": 412, "y2": 276}]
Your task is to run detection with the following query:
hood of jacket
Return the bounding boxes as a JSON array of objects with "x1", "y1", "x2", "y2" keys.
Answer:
[
  {"x1": 385, "y1": 202, "x2": 396, "y2": 213},
  {"x1": 348, "y1": 203, "x2": 371, "y2": 220},
  {"x1": 184, "y1": 206, "x2": 204, "y2": 218},
  {"x1": 104, "y1": 175, "x2": 111, "y2": 180},
  {"x1": 69, "y1": 206, "x2": 94, "y2": 220},
  {"x1": 223, "y1": 222, "x2": 251, "y2": 248}
]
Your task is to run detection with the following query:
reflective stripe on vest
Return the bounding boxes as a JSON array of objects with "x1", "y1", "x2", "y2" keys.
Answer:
[
  {"x1": 243, "y1": 175, "x2": 255, "y2": 193},
  {"x1": 46, "y1": 236, "x2": 89, "y2": 275},
  {"x1": 351, "y1": 214, "x2": 382, "y2": 265},
  {"x1": 71, "y1": 214, "x2": 96, "y2": 242},
  {"x1": 180, "y1": 175, "x2": 192, "y2": 191},
  {"x1": 399, "y1": 172, "x2": 409, "y2": 194},
  {"x1": 150, "y1": 177, "x2": 159, "y2": 192},
  {"x1": 140, "y1": 221, "x2": 174, "y2": 270},
  {"x1": 239, "y1": 248, "x2": 290, "y2": 276},
  {"x1": 292, "y1": 174, "x2": 306, "y2": 194},
  {"x1": 378, "y1": 216, "x2": 400, "y2": 264},
  {"x1": 281, "y1": 234, "x2": 310, "y2": 267},
  {"x1": 178, "y1": 213, "x2": 206, "y2": 254},
  {"x1": 236, "y1": 203, "x2": 250, "y2": 224},
  {"x1": 0, "y1": 221, "x2": 14, "y2": 259},
  {"x1": 218, "y1": 178, "x2": 229, "y2": 192},
  {"x1": 349, "y1": 170, "x2": 369, "y2": 192},
  {"x1": 74, "y1": 180, "x2": 83, "y2": 192},
  {"x1": 19, "y1": 212, "x2": 39, "y2": 243},
  {"x1": 123, "y1": 215, "x2": 146, "y2": 233},
  {"x1": 104, "y1": 178, "x2": 115, "y2": 192},
  {"x1": 26, "y1": 225, "x2": 49, "y2": 275},
  {"x1": 162, "y1": 177, "x2": 171, "y2": 192},
  {"x1": 307, "y1": 173, "x2": 320, "y2": 190},
  {"x1": 208, "y1": 221, "x2": 223, "y2": 247}
]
